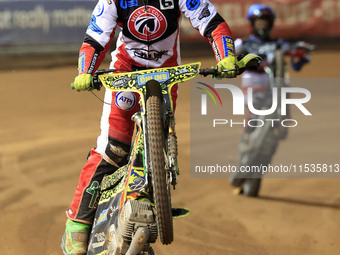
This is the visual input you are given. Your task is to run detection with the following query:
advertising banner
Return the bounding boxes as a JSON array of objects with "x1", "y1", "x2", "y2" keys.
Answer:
[
  {"x1": 0, "y1": 0, "x2": 339, "y2": 48},
  {"x1": 0, "y1": 0, "x2": 96, "y2": 47},
  {"x1": 181, "y1": 0, "x2": 340, "y2": 40}
]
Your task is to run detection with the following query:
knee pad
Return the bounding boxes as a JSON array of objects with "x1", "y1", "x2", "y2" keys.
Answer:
[{"x1": 105, "y1": 137, "x2": 131, "y2": 167}]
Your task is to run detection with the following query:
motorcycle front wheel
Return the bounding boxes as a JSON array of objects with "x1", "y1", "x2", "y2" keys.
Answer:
[{"x1": 146, "y1": 80, "x2": 173, "y2": 245}]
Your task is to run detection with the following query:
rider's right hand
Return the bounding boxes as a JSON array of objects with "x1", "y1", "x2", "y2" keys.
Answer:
[{"x1": 72, "y1": 73, "x2": 93, "y2": 91}]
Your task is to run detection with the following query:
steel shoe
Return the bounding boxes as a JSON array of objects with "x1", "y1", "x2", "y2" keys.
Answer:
[{"x1": 61, "y1": 219, "x2": 90, "y2": 255}]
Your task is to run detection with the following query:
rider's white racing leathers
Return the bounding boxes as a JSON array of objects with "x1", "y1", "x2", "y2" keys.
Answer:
[{"x1": 67, "y1": 0, "x2": 235, "y2": 224}]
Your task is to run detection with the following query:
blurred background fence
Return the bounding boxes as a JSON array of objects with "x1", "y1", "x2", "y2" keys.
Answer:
[{"x1": 0, "y1": 0, "x2": 340, "y2": 69}]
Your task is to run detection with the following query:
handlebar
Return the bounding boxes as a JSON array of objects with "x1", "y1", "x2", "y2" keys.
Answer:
[
  {"x1": 199, "y1": 53, "x2": 262, "y2": 77},
  {"x1": 285, "y1": 41, "x2": 315, "y2": 58},
  {"x1": 198, "y1": 68, "x2": 219, "y2": 77},
  {"x1": 71, "y1": 53, "x2": 262, "y2": 90},
  {"x1": 198, "y1": 68, "x2": 238, "y2": 77},
  {"x1": 295, "y1": 41, "x2": 315, "y2": 52}
]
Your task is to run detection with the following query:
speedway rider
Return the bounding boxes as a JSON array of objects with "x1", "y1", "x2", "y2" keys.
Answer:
[
  {"x1": 229, "y1": 4, "x2": 311, "y2": 192},
  {"x1": 61, "y1": 0, "x2": 238, "y2": 254}
]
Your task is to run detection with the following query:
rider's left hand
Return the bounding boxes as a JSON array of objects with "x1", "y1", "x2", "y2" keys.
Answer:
[{"x1": 217, "y1": 56, "x2": 237, "y2": 78}]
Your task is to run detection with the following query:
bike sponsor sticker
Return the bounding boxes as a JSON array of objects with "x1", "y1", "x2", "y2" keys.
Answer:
[
  {"x1": 115, "y1": 91, "x2": 136, "y2": 111},
  {"x1": 97, "y1": 209, "x2": 108, "y2": 225},
  {"x1": 120, "y1": 0, "x2": 138, "y2": 9},
  {"x1": 111, "y1": 76, "x2": 131, "y2": 87},
  {"x1": 186, "y1": 0, "x2": 200, "y2": 11},
  {"x1": 94, "y1": 232, "x2": 106, "y2": 242},
  {"x1": 137, "y1": 72, "x2": 170, "y2": 85},
  {"x1": 109, "y1": 205, "x2": 119, "y2": 218},
  {"x1": 128, "y1": 6, "x2": 167, "y2": 41},
  {"x1": 129, "y1": 177, "x2": 146, "y2": 192}
]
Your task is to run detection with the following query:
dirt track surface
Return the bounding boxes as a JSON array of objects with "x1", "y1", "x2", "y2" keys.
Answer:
[{"x1": 1, "y1": 51, "x2": 340, "y2": 255}]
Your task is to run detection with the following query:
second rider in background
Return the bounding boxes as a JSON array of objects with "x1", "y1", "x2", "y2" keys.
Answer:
[{"x1": 230, "y1": 4, "x2": 311, "y2": 196}]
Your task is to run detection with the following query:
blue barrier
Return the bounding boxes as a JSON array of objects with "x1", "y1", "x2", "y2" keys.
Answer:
[{"x1": 0, "y1": 1, "x2": 96, "y2": 46}]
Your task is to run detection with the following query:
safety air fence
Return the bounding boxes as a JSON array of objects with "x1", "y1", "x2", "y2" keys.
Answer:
[{"x1": 0, "y1": 0, "x2": 340, "y2": 55}]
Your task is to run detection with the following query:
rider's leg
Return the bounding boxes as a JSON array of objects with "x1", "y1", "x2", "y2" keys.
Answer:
[
  {"x1": 61, "y1": 88, "x2": 140, "y2": 255},
  {"x1": 241, "y1": 71, "x2": 270, "y2": 133},
  {"x1": 62, "y1": 85, "x2": 179, "y2": 254},
  {"x1": 230, "y1": 72, "x2": 270, "y2": 189},
  {"x1": 67, "y1": 89, "x2": 140, "y2": 222}
]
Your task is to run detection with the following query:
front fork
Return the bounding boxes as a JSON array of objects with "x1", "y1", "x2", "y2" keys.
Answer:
[
  {"x1": 167, "y1": 111, "x2": 178, "y2": 189},
  {"x1": 131, "y1": 112, "x2": 150, "y2": 187},
  {"x1": 132, "y1": 109, "x2": 179, "y2": 191}
]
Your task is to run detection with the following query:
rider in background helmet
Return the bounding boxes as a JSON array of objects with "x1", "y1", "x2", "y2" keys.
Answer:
[
  {"x1": 247, "y1": 4, "x2": 276, "y2": 41},
  {"x1": 237, "y1": 3, "x2": 311, "y2": 71}
]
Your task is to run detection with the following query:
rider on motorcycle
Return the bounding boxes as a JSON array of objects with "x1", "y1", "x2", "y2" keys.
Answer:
[
  {"x1": 61, "y1": 0, "x2": 238, "y2": 254},
  {"x1": 236, "y1": 4, "x2": 311, "y2": 124},
  {"x1": 230, "y1": 4, "x2": 311, "y2": 192}
]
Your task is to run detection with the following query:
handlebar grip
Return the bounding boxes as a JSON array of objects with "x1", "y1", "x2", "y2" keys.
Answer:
[
  {"x1": 199, "y1": 54, "x2": 262, "y2": 78},
  {"x1": 92, "y1": 75, "x2": 102, "y2": 91},
  {"x1": 199, "y1": 68, "x2": 219, "y2": 77},
  {"x1": 70, "y1": 80, "x2": 100, "y2": 91}
]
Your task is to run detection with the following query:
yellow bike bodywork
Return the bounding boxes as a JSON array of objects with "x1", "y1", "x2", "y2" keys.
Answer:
[{"x1": 98, "y1": 62, "x2": 201, "y2": 113}]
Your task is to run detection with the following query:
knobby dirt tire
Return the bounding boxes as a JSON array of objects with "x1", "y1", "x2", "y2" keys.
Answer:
[
  {"x1": 243, "y1": 178, "x2": 262, "y2": 197},
  {"x1": 146, "y1": 94, "x2": 173, "y2": 245},
  {"x1": 275, "y1": 47, "x2": 289, "y2": 140}
]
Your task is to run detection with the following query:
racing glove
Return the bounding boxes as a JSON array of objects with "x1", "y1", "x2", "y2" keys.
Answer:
[
  {"x1": 72, "y1": 73, "x2": 93, "y2": 91},
  {"x1": 217, "y1": 56, "x2": 237, "y2": 78}
]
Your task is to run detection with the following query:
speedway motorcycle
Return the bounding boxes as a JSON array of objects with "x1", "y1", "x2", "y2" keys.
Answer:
[{"x1": 76, "y1": 53, "x2": 261, "y2": 255}]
